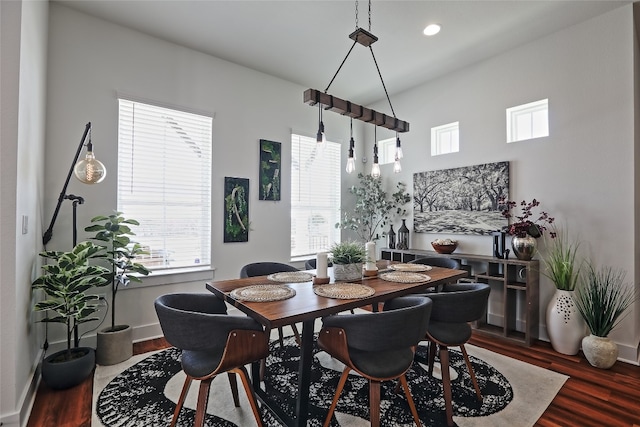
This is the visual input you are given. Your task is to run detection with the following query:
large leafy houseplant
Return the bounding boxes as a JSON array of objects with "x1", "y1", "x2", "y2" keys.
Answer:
[
  {"x1": 336, "y1": 173, "x2": 411, "y2": 242},
  {"x1": 85, "y1": 212, "x2": 150, "y2": 331},
  {"x1": 32, "y1": 241, "x2": 109, "y2": 359}
]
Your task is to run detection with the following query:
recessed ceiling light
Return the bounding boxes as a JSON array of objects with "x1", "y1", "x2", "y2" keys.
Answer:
[{"x1": 423, "y1": 24, "x2": 441, "y2": 36}]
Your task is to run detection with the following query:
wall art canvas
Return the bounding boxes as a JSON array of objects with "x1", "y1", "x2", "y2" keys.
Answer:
[
  {"x1": 259, "y1": 139, "x2": 281, "y2": 201},
  {"x1": 224, "y1": 177, "x2": 249, "y2": 242},
  {"x1": 413, "y1": 161, "x2": 509, "y2": 235}
]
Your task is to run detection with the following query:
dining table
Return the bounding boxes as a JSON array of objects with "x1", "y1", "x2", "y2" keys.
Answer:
[{"x1": 206, "y1": 260, "x2": 467, "y2": 427}]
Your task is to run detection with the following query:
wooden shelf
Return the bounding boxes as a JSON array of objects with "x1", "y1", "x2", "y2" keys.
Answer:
[{"x1": 381, "y1": 248, "x2": 539, "y2": 346}]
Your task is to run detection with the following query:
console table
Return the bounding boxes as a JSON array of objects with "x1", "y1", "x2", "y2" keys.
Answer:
[{"x1": 380, "y1": 248, "x2": 539, "y2": 346}]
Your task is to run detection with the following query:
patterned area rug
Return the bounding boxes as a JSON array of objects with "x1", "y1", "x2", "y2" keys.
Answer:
[{"x1": 93, "y1": 336, "x2": 567, "y2": 426}]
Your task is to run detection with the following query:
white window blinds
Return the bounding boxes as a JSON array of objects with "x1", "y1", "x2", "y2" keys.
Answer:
[
  {"x1": 118, "y1": 98, "x2": 212, "y2": 271},
  {"x1": 291, "y1": 134, "x2": 341, "y2": 258}
]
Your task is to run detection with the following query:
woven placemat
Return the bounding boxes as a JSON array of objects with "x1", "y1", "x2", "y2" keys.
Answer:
[
  {"x1": 313, "y1": 283, "x2": 375, "y2": 300},
  {"x1": 389, "y1": 263, "x2": 433, "y2": 272},
  {"x1": 230, "y1": 284, "x2": 296, "y2": 302},
  {"x1": 267, "y1": 271, "x2": 314, "y2": 283},
  {"x1": 379, "y1": 271, "x2": 431, "y2": 283}
]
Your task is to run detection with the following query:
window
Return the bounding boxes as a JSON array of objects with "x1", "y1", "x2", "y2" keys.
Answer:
[
  {"x1": 378, "y1": 137, "x2": 396, "y2": 165},
  {"x1": 118, "y1": 98, "x2": 212, "y2": 271},
  {"x1": 291, "y1": 134, "x2": 341, "y2": 258},
  {"x1": 431, "y1": 122, "x2": 459, "y2": 156},
  {"x1": 506, "y1": 99, "x2": 549, "y2": 143}
]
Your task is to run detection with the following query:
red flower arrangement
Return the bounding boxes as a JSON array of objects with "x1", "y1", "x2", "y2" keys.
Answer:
[{"x1": 500, "y1": 199, "x2": 556, "y2": 238}]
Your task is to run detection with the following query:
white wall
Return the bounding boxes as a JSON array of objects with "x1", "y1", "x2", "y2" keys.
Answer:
[
  {"x1": 44, "y1": 4, "x2": 362, "y2": 348},
  {"x1": 0, "y1": 1, "x2": 49, "y2": 425},
  {"x1": 369, "y1": 5, "x2": 638, "y2": 362}
]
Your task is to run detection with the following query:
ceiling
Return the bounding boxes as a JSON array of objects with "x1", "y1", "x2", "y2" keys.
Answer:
[{"x1": 55, "y1": 0, "x2": 631, "y2": 105}]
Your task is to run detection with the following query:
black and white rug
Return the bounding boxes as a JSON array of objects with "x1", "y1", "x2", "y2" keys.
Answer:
[{"x1": 93, "y1": 336, "x2": 567, "y2": 427}]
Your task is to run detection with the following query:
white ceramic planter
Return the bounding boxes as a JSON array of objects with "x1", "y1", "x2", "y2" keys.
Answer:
[
  {"x1": 582, "y1": 334, "x2": 618, "y2": 369},
  {"x1": 546, "y1": 289, "x2": 586, "y2": 355},
  {"x1": 333, "y1": 263, "x2": 363, "y2": 281}
]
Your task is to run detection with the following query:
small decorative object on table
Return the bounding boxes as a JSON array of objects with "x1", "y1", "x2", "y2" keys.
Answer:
[
  {"x1": 397, "y1": 219, "x2": 410, "y2": 250},
  {"x1": 387, "y1": 224, "x2": 396, "y2": 249},
  {"x1": 363, "y1": 241, "x2": 378, "y2": 277},
  {"x1": 431, "y1": 238, "x2": 458, "y2": 254},
  {"x1": 330, "y1": 241, "x2": 366, "y2": 281},
  {"x1": 500, "y1": 198, "x2": 555, "y2": 260},
  {"x1": 313, "y1": 252, "x2": 330, "y2": 284}
]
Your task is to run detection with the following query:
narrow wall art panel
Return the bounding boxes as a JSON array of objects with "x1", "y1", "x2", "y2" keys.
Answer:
[
  {"x1": 413, "y1": 161, "x2": 509, "y2": 235},
  {"x1": 224, "y1": 177, "x2": 249, "y2": 242},
  {"x1": 259, "y1": 139, "x2": 281, "y2": 201}
]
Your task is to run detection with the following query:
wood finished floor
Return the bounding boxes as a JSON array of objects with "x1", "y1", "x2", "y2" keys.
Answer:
[{"x1": 27, "y1": 334, "x2": 640, "y2": 427}]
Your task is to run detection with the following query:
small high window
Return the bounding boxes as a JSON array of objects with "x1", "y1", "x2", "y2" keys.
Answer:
[
  {"x1": 431, "y1": 122, "x2": 459, "y2": 156},
  {"x1": 506, "y1": 99, "x2": 549, "y2": 143}
]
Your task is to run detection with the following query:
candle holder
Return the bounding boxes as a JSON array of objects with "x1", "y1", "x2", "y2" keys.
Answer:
[
  {"x1": 313, "y1": 276, "x2": 330, "y2": 285},
  {"x1": 363, "y1": 269, "x2": 378, "y2": 277}
]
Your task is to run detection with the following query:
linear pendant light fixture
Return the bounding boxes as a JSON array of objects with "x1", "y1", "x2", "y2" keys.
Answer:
[{"x1": 303, "y1": 0, "x2": 409, "y2": 175}]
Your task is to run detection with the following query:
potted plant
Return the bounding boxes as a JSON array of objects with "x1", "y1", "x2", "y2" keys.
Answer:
[
  {"x1": 336, "y1": 173, "x2": 410, "y2": 243},
  {"x1": 573, "y1": 264, "x2": 637, "y2": 369},
  {"x1": 541, "y1": 229, "x2": 586, "y2": 355},
  {"x1": 32, "y1": 241, "x2": 110, "y2": 389},
  {"x1": 330, "y1": 241, "x2": 367, "y2": 281},
  {"x1": 85, "y1": 212, "x2": 150, "y2": 365},
  {"x1": 500, "y1": 198, "x2": 555, "y2": 260}
]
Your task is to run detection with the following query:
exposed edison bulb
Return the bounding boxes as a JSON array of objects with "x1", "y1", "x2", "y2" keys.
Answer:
[
  {"x1": 393, "y1": 158, "x2": 402, "y2": 173},
  {"x1": 396, "y1": 145, "x2": 403, "y2": 159},
  {"x1": 371, "y1": 162, "x2": 381, "y2": 178},
  {"x1": 346, "y1": 157, "x2": 356, "y2": 174},
  {"x1": 74, "y1": 148, "x2": 106, "y2": 184}
]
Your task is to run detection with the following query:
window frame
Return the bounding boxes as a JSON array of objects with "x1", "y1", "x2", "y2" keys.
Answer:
[{"x1": 431, "y1": 121, "x2": 460, "y2": 156}]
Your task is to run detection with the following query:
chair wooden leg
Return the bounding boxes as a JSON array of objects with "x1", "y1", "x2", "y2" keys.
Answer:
[
  {"x1": 460, "y1": 345, "x2": 482, "y2": 401},
  {"x1": 195, "y1": 378, "x2": 213, "y2": 427},
  {"x1": 369, "y1": 380, "x2": 381, "y2": 427},
  {"x1": 439, "y1": 346, "x2": 454, "y2": 427},
  {"x1": 399, "y1": 374, "x2": 422, "y2": 427},
  {"x1": 428, "y1": 341, "x2": 437, "y2": 376},
  {"x1": 227, "y1": 372, "x2": 240, "y2": 407},
  {"x1": 323, "y1": 368, "x2": 351, "y2": 427},
  {"x1": 234, "y1": 366, "x2": 264, "y2": 427},
  {"x1": 291, "y1": 323, "x2": 301, "y2": 345},
  {"x1": 171, "y1": 375, "x2": 193, "y2": 427}
]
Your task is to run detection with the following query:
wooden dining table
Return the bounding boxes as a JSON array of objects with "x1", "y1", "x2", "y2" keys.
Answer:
[{"x1": 206, "y1": 260, "x2": 467, "y2": 427}]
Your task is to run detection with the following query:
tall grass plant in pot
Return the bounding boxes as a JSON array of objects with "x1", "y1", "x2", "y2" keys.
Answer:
[
  {"x1": 330, "y1": 241, "x2": 367, "y2": 281},
  {"x1": 542, "y1": 230, "x2": 586, "y2": 355},
  {"x1": 86, "y1": 212, "x2": 150, "y2": 365},
  {"x1": 31, "y1": 241, "x2": 110, "y2": 389},
  {"x1": 573, "y1": 264, "x2": 637, "y2": 368}
]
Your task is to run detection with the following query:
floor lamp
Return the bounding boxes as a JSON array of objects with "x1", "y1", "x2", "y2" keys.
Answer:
[{"x1": 41, "y1": 121, "x2": 107, "y2": 347}]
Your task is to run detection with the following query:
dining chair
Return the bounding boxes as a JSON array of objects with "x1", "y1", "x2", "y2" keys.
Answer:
[
  {"x1": 318, "y1": 295, "x2": 433, "y2": 427},
  {"x1": 409, "y1": 256, "x2": 461, "y2": 270},
  {"x1": 423, "y1": 282, "x2": 490, "y2": 427},
  {"x1": 240, "y1": 262, "x2": 302, "y2": 346},
  {"x1": 304, "y1": 258, "x2": 333, "y2": 270},
  {"x1": 154, "y1": 293, "x2": 268, "y2": 427}
]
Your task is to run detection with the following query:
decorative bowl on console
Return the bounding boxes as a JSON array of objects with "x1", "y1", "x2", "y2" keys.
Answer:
[{"x1": 431, "y1": 239, "x2": 458, "y2": 254}]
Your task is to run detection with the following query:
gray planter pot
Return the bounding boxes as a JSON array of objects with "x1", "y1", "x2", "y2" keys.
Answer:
[
  {"x1": 42, "y1": 347, "x2": 95, "y2": 390},
  {"x1": 333, "y1": 263, "x2": 363, "y2": 281},
  {"x1": 96, "y1": 324, "x2": 133, "y2": 365}
]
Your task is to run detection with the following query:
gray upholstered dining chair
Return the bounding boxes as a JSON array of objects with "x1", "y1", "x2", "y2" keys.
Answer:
[
  {"x1": 318, "y1": 296, "x2": 433, "y2": 427},
  {"x1": 240, "y1": 261, "x2": 301, "y2": 345},
  {"x1": 422, "y1": 282, "x2": 490, "y2": 427},
  {"x1": 154, "y1": 293, "x2": 268, "y2": 427}
]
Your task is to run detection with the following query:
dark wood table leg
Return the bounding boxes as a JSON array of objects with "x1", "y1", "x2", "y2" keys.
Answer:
[{"x1": 294, "y1": 319, "x2": 315, "y2": 427}]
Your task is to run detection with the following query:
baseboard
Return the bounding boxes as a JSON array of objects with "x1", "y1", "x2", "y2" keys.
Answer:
[{"x1": 1, "y1": 349, "x2": 43, "y2": 427}]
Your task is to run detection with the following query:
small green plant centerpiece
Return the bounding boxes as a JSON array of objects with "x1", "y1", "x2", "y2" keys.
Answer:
[
  {"x1": 330, "y1": 241, "x2": 367, "y2": 281},
  {"x1": 32, "y1": 241, "x2": 109, "y2": 389},
  {"x1": 86, "y1": 212, "x2": 150, "y2": 365},
  {"x1": 337, "y1": 173, "x2": 410, "y2": 243},
  {"x1": 572, "y1": 264, "x2": 637, "y2": 368}
]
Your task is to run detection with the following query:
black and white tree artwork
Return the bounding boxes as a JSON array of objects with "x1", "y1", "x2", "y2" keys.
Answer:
[{"x1": 413, "y1": 161, "x2": 509, "y2": 235}]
